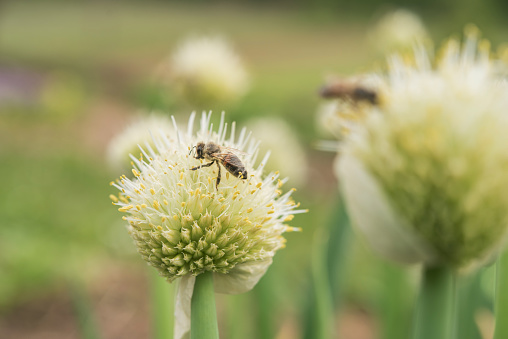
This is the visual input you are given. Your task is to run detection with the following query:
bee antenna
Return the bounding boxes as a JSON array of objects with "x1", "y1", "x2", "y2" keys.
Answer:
[{"x1": 189, "y1": 145, "x2": 196, "y2": 156}]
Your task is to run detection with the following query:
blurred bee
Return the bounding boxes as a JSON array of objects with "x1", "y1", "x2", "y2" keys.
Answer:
[
  {"x1": 320, "y1": 79, "x2": 378, "y2": 105},
  {"x1": 190, "y1": 141, "x2": 248, "y2": 188}
]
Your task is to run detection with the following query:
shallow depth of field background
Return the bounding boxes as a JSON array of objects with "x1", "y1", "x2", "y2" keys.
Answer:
[{"x1": 0, "y1": 1, "x2": 506, "y2": 338}]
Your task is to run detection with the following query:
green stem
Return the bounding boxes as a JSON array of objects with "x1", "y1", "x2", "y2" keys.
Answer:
[
  {"x1": 310, "y1": 228, "x2": 334, "y2": 339},
  {"x1": 191, "y1": 272, "x2": 219, "y2": 339},
  {"x1": 69, "y1": 281, "x2": 101, "y2": 339},
  {"x1": 150, "y1": 269, "x2": 174, "y2": 339},
  {"x1": 413, "y1": 266, "x2": 455, "y2": 339},
  {"x1": 494, "y1": 250, "x2": 508, "y2": 339}
]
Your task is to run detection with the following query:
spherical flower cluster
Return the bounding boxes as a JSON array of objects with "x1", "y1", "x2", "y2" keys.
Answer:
[
  {"x1": 111, "y1": 112, "x2": 304, "y2": 280},
  {"x1": 245, "y1": 117, "x2": 308, "y2": 186},
  {"x1": 166, "y1": 36, "x2": 249, "y2": 106},
  {"x1": 106, "y1": 114, "x2": 175, "y2": 174},
  {"x1": 370, "y1": 9, "x2": 429, "y2": 54},
  {"x1": 336, "y1": 32, "x2": 508, "y2": 270}
]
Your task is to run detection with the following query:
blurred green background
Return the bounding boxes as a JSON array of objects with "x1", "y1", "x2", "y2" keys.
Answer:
[{"x1": 0, "y1": 1, "x2": 505, "y2": 338}]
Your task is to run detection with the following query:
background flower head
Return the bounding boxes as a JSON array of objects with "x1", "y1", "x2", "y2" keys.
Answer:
[
  {"x1": 245, "y1": 116, "x2": 308, "y2": 187},
  {"x1": 370, "y1": 9, "x2": 429, "y2": 54},
  {"x1": 164, "y1": 36, "x2": 249, "y2": 107},
  {"x1": 337, "y1": 31, "x2": 508, "y2": 270},
  {"x1": 106, "y1": 113, "x2": 175, "y2": 174}
]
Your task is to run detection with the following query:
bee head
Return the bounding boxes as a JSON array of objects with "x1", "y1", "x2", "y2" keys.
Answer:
[{"x1": 195, "y1": 142, "x2": 205, "y2": 159}]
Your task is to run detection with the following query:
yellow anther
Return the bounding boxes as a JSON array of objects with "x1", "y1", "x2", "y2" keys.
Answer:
[
  {"x1": 157, "y1": 225, "x2": 163, "y2": 231},
  {"x1": 132, "y1": 169, "x2": 139, "y2": 177},
  {"x1": 109, "y1": 181, "x2": 115, "y2": 186},
  {"x1": 118, "y1": 205, "x2": 134, "y2": 212},
  {"x1": 140, "y1": 183, "x2": 146, "y2": 190},
  {"x1": 109, "y1": 194, "x2": 119, "y2": 203},
  {"x1": 150, "y1": 188, "x2": 155, "y2": 195},
  {"x1": 277, "y1": 180, "x2": 283, "y2": 188},
  {"x1": 122, "y1": 216, "x2": 127, "y2": 220},
  {"x1": 256, "y1": 182, "x2": 262, "y2": 188},
  {"x1": 267, "y1": 210, "x2": 274, "y2": 214},
  {"x1": 181, "y1": 202, "x2": 186, "y2": 207},
  {"x1": 177, "y1": 183, "x2": 184, "y2": 187},
  {"x1": 161, "y1": 217, "x2": 167, "y2": 222},
  {"x1": 283, "y1": 215, "x2": 294, "y2": 222},
  {"x1": 121, "y1": 179, "x2": 125, "y2": 184},
  {"x1": 246, "y1": 208, "x2": 253, "y2": 213},
  {"x1": 250, "y1": 190, "x2": 256, "y2": 194},
  {"x1": 141, "y1": 204, "x2": 147, "y2": 208},
  {"x1": 163, "y1": 199, "x2": 169, "y2": 205},
  {"x1": 173, "y1": 215, "x2": 179, "y2": 221},
  {"x1": 266, "y1": 203, "x2": 273, "y2": 208},
  {"x1": 180, "y1": 173, "x2": 184, "y2": 180},
  {"x1": 136, "y1": 205, "x2": 141, "y2": 211},
  {"x1": 119, "y1": 196, "x2": 129, "y2": 204},
  {"x1": 153, "y1": 201, "x2": 160, "y2": 210},
  {"x1": 219, "y1": 198, "x2": 225, "y2": 202},
  {"x1": 275, "y1": 171, "x2": 279, "y2": 175}
]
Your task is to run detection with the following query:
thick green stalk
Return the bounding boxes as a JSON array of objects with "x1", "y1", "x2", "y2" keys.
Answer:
[
  {"x1": 69, "y1": 281, "x2": 101, "y2": 339},
  {"x1": 413, "y1": 266, "x2": 455, "y2": 339},
  {"x1": 494, "y1": 250, "x2": 508, "y2": 339},
  {"x1": 150, "y1": 269, "x2": 174, "y2": 339},
  {"x1": 378, "y1": 262, "x2": 412, "y2": 339},
  {"x1": 191, "y1": 272, "x2": 219, "y2": 339},
  {"x1": 310, "y1": 228, "x2": 335, "y2": 339},
  {"x1": 454, "y1": 272, "x2": 482, "y2": 339}
]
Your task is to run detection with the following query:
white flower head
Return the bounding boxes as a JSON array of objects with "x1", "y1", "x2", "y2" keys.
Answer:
[
  {"x1": 337, "y1": 30, "x2": 508, "y2": 270},
  {"x1": 110, "y1": 112, "x2": 305, "y2": 338},
  {"x1": 167, "y1": 36, "x2": 249, "y2": 106},
  {"x1": 245, "y1": 117, "x2": 308, "y2": 186},
  {"x1": 106, "y1": 113, "x2": 175, "y2": 174},
  {"x1": 370, "y1": 9, "x2": 429, "y2": 53}
]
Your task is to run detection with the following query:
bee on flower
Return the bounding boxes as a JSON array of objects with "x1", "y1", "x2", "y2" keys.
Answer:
[
  {"x1": 330, "y1": 28, "x2": 508, "y2": 270},
  {"x1": 110, "y1": 112, "x2": 305, "y2": 338}
]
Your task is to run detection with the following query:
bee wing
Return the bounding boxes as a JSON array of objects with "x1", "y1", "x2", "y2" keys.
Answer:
[
  {"x1": 218, "y1": 146, "x2": 249, "y2": 156},
  {"x1": 214, "y1": 153, "x2": 246, "y2": 167}
]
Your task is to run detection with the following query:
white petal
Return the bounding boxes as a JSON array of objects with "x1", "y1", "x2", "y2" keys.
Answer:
[
  {"x1": 213, "y1": 258, "x2": 272, "y2": 294},
  {"x1": 174, "y1": 275, "x2": 195, "y2": 339},
  {"x1": 336, "y1": 152, "x2": 436, "y2": 265}
]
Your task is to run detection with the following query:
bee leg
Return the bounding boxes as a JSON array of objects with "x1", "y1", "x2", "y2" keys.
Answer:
[
  {"x1": 190, "y1": 161, "x2": 215, "y2": 171},
  {"x1": 215, "y1": 161, "x2": 221, "y2": 189}
]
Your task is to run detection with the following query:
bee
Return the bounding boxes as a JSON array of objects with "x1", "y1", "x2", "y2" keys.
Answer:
[
  {"x1": 319, "y1": 79, "x2": 378, "y2": 105},
  {"x1": 190, "y1": 141, "x2": 248, "y2": 188}
]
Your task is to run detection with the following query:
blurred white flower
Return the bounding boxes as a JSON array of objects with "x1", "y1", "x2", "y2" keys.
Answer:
[
  {"x1": 165, "y1": 36, "x2": 249, "y2": 106},
  {"x1": 246, "y1": 116, "x2": 308, "y2": 186},
  {"x1": 370, "y1": 9, "x2": 429, "y2": 53},
  {"x1": 106, "y1": 114, "x2": 175, "y2": 174},
  {"x1": 336, "y1": 31, "x2": 508, "y2": 270},
  {"x1": 111, "y1": 112, "x2": 305, "y2": 338}
]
